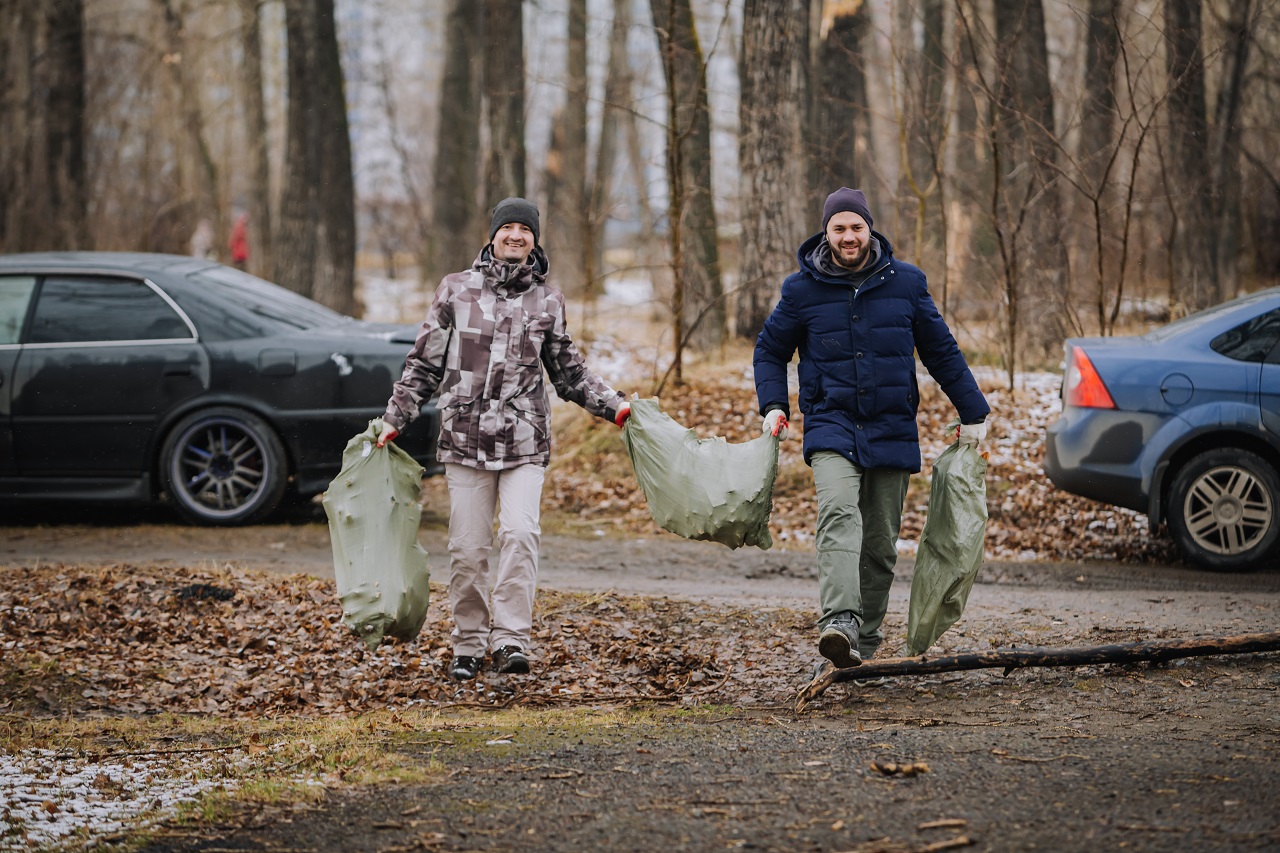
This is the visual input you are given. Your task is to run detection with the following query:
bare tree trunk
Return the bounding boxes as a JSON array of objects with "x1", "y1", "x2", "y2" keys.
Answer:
[
  {"x1": 308, "y1": 0, "x2": 356, "y2": 316},
  {"x1": 275, "y1": 0, "x2": 318, "y2": 296},
  {"x1": 482, "y1": 0, "x2": 526, "y2": 203},
  {"x1": 275, "y1": 0, "x2": 357, "y2": 315},
  {"x1": 992, "y1": 0, "x2": 1068, "y2": 361},
  {"x1": 1163, "y1": 0, "x2": 1213, "y2": 311},
  {"x1": 158, "y1": 0, "x2": 221, "y2": 256},
  {"x1": 651, "y1": 0, "x2": 725, "y2": 356},
  {"x1": 810, "y1": 6, "x2": 869, "y2": 207},
  {"x1": 584, "y1": 0, "x2": 632, "y2": 325},
  {"x1": 2, "y1": 0, "x2": 88, "y2": 253},
  {"x1": 738, "y1": 0, "x2": 809, "y2": 339},
  {"x1": 236, "y1": 0, "x2": 273, "y2": 278},
  {"x1": 429, "y1": 0, "x2": 483, "y2": 283},
  {"x1": 548, "y1": 0, "x2": 589, "y2": 297},
  {"x1": 1206, "y1": 0, "x2": 1254, "y2": 303}
]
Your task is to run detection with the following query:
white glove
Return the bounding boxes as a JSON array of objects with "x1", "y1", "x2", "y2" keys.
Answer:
[
  {"x1": 762, "y1": 410, "x2": 789, "y2": 441},
  {"x1": 957, "y1": 421, "x2": 987, "y2": 447}
]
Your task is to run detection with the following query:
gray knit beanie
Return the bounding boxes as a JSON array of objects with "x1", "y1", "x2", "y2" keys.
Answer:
[
  {"x1": 489, "y1": 197, "x2": 541, "y2": 246},
  {"x1": 822, "y1": 187, "x2": 873, "y2": 231}
]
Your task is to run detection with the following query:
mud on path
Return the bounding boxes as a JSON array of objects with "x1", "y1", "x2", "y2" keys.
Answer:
[{"x1": 3, "y1": 508, "x2": 1280, "y2": 852}]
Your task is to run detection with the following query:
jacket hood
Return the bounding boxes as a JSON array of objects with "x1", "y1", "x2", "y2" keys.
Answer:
[
  {"x1": 796, "y1": 229, "x2": 895, "y2": 286},
  {"x1": 475, "y1": 243, "x2": 550, "y2": 292}
]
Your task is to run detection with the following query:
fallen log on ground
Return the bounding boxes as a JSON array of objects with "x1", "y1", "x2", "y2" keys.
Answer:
[{"x1": 795, "y1": 630, "x2": 1280, "y2": 713}]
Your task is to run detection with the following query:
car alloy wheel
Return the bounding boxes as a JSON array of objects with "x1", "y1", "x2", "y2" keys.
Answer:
[
  {"x1": 1168, "y1": 448, "x2": 1279, "y2": 571},
  {"x1": 160, "y1": 406, "x2": 288, "y2": 525}
]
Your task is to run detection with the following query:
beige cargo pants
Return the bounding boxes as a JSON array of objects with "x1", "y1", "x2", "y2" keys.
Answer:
[{"x1": 444, "y1": 462, "x2": 546, "y2": 657}]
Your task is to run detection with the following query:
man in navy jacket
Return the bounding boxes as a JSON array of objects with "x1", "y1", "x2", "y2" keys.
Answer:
[{"x1": 754, "y1": 187, "x2": 990, "y2": 669}]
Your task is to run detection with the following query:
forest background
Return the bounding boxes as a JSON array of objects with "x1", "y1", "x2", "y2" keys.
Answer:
[{"x1": 3, "y1": 0, "x2": 1279, "y2": 387}]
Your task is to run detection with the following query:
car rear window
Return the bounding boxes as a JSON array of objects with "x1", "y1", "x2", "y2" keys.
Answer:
[
  {"x1": 180, "y1": 266, "x2": 351, "y2": 340},
  {"x1": 1211, "y1": 308, "x2": 1280, "y2": 362}
]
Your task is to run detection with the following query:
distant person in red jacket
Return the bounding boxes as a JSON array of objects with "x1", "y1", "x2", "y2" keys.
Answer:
[{"x1": 228, "y1": 213, "x2": 250, "y2": 270}]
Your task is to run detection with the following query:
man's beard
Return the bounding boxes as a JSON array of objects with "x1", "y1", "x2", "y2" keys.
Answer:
[{"x1": 832, "y1": 241, "x2": 870, "y2": 270}]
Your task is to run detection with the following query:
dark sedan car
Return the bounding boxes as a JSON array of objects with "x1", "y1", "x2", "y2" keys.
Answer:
[
  {"x1": 0, "y1": 252, "x2": 440, "y2": 524},
  {"x1": 1044, "y1": 288, "x2": 1280, "y2": 571}
]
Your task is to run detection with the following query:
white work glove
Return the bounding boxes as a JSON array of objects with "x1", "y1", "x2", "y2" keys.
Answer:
[
  {"x1": 376, "y1": 420, "x2": 400, "y2": 448},
  {"x1": 957, "y1": 420, "x2": 987, "y2": 447},
  {"x1": 762, "y1": 410, "x2": 789, "y2": 441}
]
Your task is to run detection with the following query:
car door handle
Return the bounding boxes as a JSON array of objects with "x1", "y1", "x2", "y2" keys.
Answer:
[{"x1": 164, "y1": 362, "x2": 193, "y2": 377}]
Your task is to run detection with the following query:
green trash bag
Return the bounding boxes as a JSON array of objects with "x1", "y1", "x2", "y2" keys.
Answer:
[
  {"x1": 622, "y1": 397, "x2": 778, "y2": 550},
  {"x1": 322, "y1": 419, "x2": 431, "y2": 651},
  {"x1": 906, "y1": 434, "x2": 989, "y2": 656}
]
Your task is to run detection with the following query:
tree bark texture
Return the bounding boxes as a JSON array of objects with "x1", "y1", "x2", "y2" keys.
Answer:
[
  {"x1": 1163, "y1": 0, "x2": 1213, "y2": 311},
  {"x1": 797, "y1": 631, "x2": 1280, "y2": 711},
  {"x1": 0, "y1": 0, "x2": 88, "y2": 253},
  {"x1": 158, "y1": 0, "x2": 221, "y2": 255},
  {"x1": 993, "y1": 0, "x2": 1070, "y2": 354},
  {"x1": 651, "y1": 0, "x2": 725, "y2": 353},
  {"x1": 810, "y1": 7, "x2": 869, "y2": 214},
  {"x1": 1206, "y1": 0, "x2": 1254, "y2": 304},
  {"x1": 482, "y1": 0, "x2": 526, "y2": 205},
  {"x1": 585, "y1": 0, "x2": 633, "y2": 311},
  {"x1": 237, "y1": 0, "x2": 273, "y2": 278},
  {"x1": 430, "y1": 0, "x2": 483, "y2": 285},
  {"x1": 275, "y1": 0, "x2": 357, "y2": 316},
  {"x1": 547, "y1": 0, "x2": 590, "y2": 297},
  {"x1": 738, "y1": 0, "x2": 809, "y2": 339}
]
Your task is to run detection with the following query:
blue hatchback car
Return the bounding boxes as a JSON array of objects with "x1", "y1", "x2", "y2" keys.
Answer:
[{"x1": 1044, "y1": 288, "x2": 1280, "y2": 571}]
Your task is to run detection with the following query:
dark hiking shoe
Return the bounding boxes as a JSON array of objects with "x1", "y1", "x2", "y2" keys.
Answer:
[
  {"x1": 449, "y1": 655, "x2": 483, "y2": 681},
  {"x1": 492, "y1": 646, "x2": 530, "y2": 674},
  {"x1": 818, "y1": 616, "x2": 862, "y2": 669}
]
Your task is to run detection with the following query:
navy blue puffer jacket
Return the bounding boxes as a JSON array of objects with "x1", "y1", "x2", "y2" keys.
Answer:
[{"x1": 753, "y1": 231, "x2": 989, "y2": 472}]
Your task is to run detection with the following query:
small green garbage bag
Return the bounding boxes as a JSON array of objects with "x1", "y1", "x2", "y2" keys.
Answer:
[
  {"x1": 322, "y1": 419, "x2": 431, "y2": 651},
  {"x1": 906, "y1": 436, "x2": 988, "y2": 656},
  {"x1": 622, "y1": 398, "x2": 778, "y2": 550}
]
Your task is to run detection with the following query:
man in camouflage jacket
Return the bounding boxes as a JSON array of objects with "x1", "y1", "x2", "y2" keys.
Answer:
[{"x1": 378, "y1": 198, "x2": 630, "y2": 680}]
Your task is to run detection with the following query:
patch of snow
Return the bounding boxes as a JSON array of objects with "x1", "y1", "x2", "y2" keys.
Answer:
[{"x1": 0, "y1": 748, "x2": 234, "y2": 850}]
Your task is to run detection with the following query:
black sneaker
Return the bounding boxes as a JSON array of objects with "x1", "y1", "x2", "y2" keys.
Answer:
[
  {"x1": 449, "y1": 655, "x2": 482, "y2": 681},
  {"x1": 492, "y1": 645, "x2": 530, "y2": 674},
  {"x1": 818, "y1": 615, "x2": 862, "y2": 669}
]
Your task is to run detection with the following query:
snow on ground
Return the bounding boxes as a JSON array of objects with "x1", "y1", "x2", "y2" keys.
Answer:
[{"x1": 0, "y1": 749, "x2": 233, "y2": 850}]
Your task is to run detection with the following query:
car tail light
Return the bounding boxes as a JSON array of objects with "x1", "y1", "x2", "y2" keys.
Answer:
[{"x1": 1064, "y1": 346, "x2": 1116, "y2": 409}]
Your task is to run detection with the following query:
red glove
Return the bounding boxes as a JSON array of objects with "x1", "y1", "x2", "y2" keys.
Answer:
[
  {"x1": 614, "y1": 401, "x2": 632, "y2": 428},
  {"x1": 376, "y1": 422, "x2": 399, "y2": 448}
]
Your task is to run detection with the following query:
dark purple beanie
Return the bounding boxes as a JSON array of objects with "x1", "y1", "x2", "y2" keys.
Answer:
[{"x1": 822, "y1": 187, "x2": 873, "y2": 231}]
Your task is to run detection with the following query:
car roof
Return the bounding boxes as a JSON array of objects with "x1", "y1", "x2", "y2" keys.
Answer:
[{"x1": 0, "y1": 251, "x2": 221, "y2": 278}]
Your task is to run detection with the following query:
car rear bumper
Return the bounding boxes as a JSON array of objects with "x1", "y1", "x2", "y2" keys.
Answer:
[{"x1": 1043, "y1": 407, "x2": 1169, "y2": 514}]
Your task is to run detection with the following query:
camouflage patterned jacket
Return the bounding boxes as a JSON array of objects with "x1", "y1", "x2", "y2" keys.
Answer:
[{"x1": 383, "y1": 245, "x2": 624, "y2": 470}]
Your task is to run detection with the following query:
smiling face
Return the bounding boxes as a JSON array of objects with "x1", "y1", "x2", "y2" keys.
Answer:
[
  {"x1": 825, "y1": 211, "x2": 872, "y2": 271},
  {"x1": 492, "y1": 222, "x2": 535, "y2": 264}
]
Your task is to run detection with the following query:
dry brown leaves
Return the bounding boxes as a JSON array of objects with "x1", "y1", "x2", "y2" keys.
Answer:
[{"x1": 0, "y1": 564, "x2": 815, "y2": 718}]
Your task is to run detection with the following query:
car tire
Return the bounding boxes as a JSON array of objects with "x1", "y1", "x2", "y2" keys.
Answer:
[
  {"x1": 1168, "y1": 448, "x2": 1280, "y2": 572},
  {"x1": 160, "y1": 407, "x2": 289, "y2": 525}
]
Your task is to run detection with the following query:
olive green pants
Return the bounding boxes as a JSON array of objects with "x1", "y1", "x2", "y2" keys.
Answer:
[{"x1": 811, "y1": 451, "x2": 910, "y2": 659}]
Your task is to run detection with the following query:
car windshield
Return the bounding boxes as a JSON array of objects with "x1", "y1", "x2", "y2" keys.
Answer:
[
  {"x1": 1144, "y1": 290, "x2": 1279, "y2": 343},
  {"x1": 183, "y1": 266, "x2": 351, "y2": 339}
]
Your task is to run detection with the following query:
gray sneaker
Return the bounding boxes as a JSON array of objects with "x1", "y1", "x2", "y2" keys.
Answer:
[{"x1": 818, "y1": 616, "x2": 862, "y2": 669}]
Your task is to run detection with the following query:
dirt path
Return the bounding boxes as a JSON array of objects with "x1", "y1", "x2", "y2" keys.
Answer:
[{"x1": 4, "y1": 514, "x2": 1280, "y2": 852}]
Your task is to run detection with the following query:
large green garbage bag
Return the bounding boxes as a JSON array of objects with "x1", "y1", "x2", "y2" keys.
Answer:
[
  {"x1": 906, "y1": 435, "x2": 989, "y2": 656},
  {"x1": 322, "y1": 419, "x2": 431, "y2": 651},
  {"x1": 622, "y1": 398, "x2": 778, "y2": 550}
]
